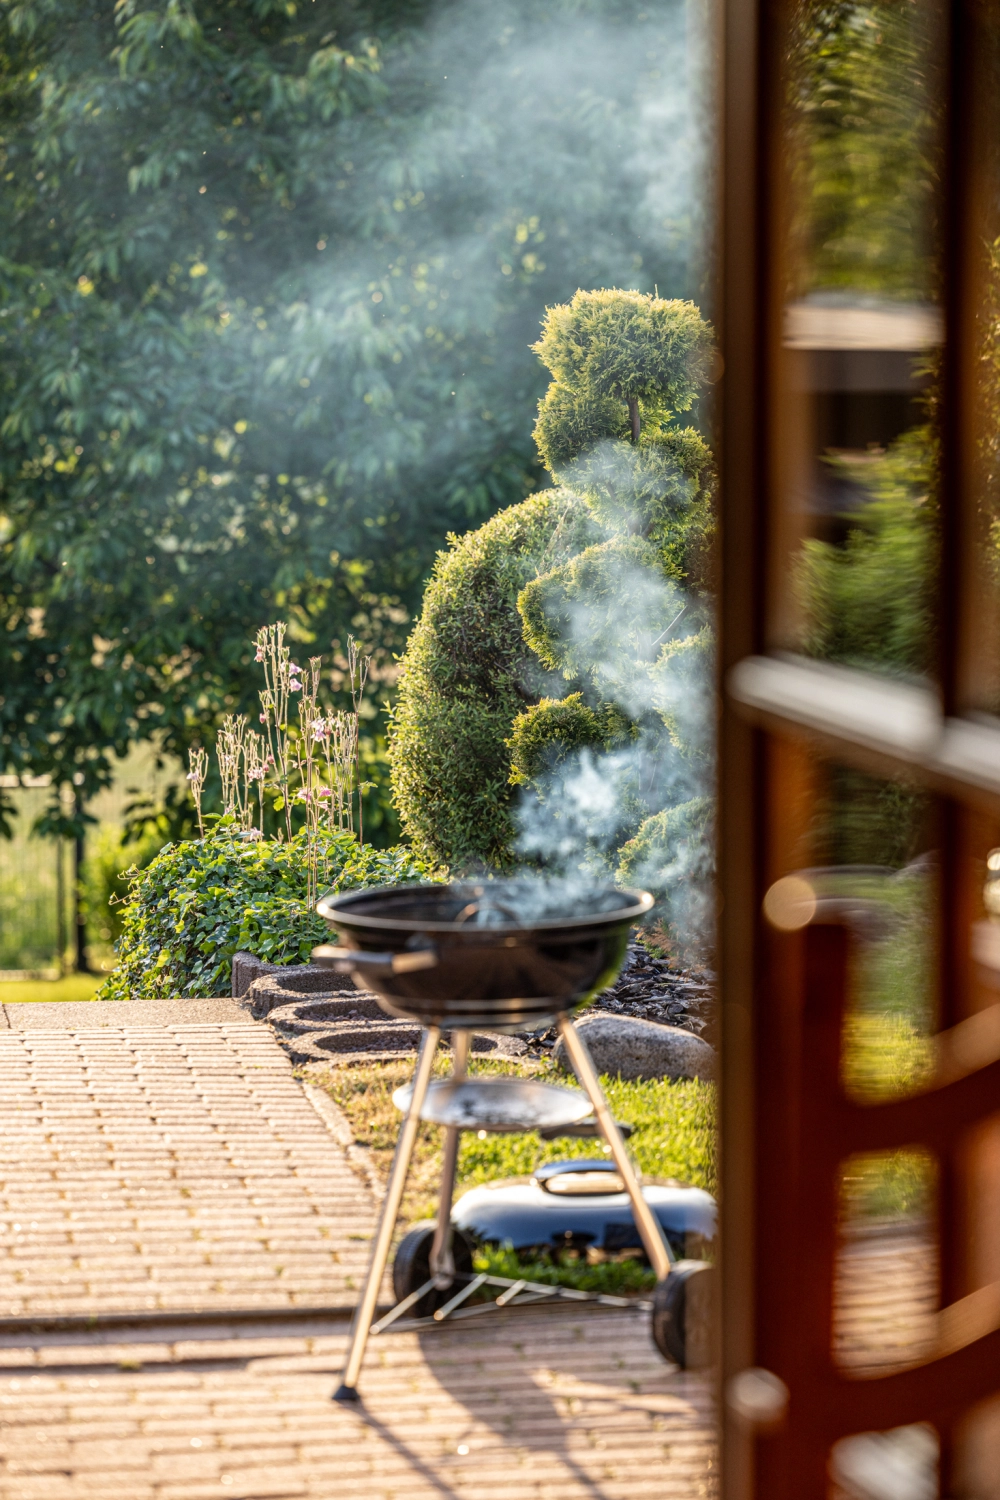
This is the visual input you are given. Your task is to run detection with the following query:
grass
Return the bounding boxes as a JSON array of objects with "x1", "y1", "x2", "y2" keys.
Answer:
[
  {"x1": 841, "y1": 1148, "x2": 935, "y2": 1223},
  {"x1": 310, "y1": 1051, "x2": 716, "y2": 1232},
  {"x1": 0, "y1": 974, "x2": 107, "y2": 1003},
  {"x1": 474, "y1": 1242, "x2": 658, "y2": 1297},
  {"x1": 843, "y1": 1012, "x2": 934, "y2": 1103}
]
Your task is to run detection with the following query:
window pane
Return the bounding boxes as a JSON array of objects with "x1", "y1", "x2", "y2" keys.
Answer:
[
  {"x1": 959, "y1": 7, "x2": 1000, "y2": 713},
  {"x1": 770, "y1": 2, "x2": 946, "y2": 677}
]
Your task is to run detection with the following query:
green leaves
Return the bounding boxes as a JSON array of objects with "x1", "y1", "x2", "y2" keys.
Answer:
[
  {"x1": 532, "y1": 290, "x2": 715, "y2": 475},
  {"x1": 98, "y1": 824, "x2": 433, "y2": 1000},
  {"x1": 506, "y1": 693, "x2": 636, "y2": 786},
  {"x1": 518, "y1": 534, "x2": 681, "y2": 676}
]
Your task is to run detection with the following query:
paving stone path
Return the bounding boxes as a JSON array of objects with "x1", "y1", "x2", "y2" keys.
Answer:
[
  {"x1": 0, "y1": 1007, "x2": 717, "y2": 1498},
  {"x1": 0, "y1": 1310, "x2": 716, "y2": 1500},
  {"x1": 0, "y1": 1021, "x2": 375, "y2": 1317}
]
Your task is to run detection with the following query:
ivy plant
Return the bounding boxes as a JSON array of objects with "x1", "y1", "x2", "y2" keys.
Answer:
[{"x1": 98, "y1": 822, "x2": 433, "y2": 1001}]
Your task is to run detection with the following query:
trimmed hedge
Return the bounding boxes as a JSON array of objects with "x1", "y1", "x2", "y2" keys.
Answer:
[
  {"x1": 507, "y1": 694, "x2": 637, "y2": 787},
  {"x1": 98, "y1": 824, "x2": 431, "y2": 1000}
]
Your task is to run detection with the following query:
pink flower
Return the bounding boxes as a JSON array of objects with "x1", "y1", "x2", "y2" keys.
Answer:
[
  {"x1": 255, "y1": 647, "x2": 264, "y2": 662},
  {"x1": 290, "y1": 679, "x2": 302, "y2": 692},
  {"x1": 259, "y1": 712, "x2": 268, "y2": 722}
]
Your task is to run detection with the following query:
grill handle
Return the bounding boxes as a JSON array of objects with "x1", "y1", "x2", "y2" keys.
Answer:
[{"x1": 311, "y1": 943, "x2": 439, "y2": 976}]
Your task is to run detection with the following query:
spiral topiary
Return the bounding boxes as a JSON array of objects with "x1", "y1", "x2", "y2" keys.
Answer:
[
  {"x1": 389, "y1": 288, "x2": 715, "y2": 925},
  {"x1": 387, "y1": 488, "x2": 604, "y2": 869}
]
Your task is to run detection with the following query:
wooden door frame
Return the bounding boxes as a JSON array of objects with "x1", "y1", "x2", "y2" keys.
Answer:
[{"x1": 717, "y1": 1, "x2": 1000, "y2": 1493}]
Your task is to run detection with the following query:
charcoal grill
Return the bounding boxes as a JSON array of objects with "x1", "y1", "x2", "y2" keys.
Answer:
[{"x1": 313, "y1": 878, "x2": 710, "y2": 1399}]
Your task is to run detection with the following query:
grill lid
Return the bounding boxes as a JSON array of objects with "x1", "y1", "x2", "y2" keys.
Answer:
[{"x1": 316, "y1": 878, "x2": 654, "y2": 937}]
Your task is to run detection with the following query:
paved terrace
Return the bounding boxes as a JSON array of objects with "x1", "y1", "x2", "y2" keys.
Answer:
[{"x1": 0, "y1": 1001, "x2": 716, "y2": 1499}]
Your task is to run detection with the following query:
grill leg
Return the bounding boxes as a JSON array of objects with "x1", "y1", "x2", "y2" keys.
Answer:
[
  {"x1": 334, "y1": 1025, "x2": 441, "y2": 1402},
  {"x1": 429, "y1": 1029, "x2": 470, "y2": 1284},
  {"x1": 556, "y1": 1014, "x2": 674, "y2": 1282}
]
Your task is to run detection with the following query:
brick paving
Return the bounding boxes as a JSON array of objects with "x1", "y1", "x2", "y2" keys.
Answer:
[
  {"x1": 0, "y1": 1014, "x2": 717, "y2": 1497},
  {"x1": 0, "y1": 1310, "x2": 716, "y2": 1500},
  {"x1": 0, "y1": 1003, "x2": 954, "y2": 1500},
  {"x1": 0, "y1": 1024, "x2": 375, "y2": 1317},
  {"x1": 834, "y1": 1226, "x2": 936, "y2": 1375}
]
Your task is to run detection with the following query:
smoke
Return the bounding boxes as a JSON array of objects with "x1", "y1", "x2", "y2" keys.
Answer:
[
  {"x1": 247, "y1": 0, "x2": 714, "y2": 523},
  {"x1": 512, "y1": 542, "x2": 715, "y2": 961}
]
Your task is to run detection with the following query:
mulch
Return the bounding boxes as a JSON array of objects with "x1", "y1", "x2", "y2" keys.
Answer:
[
  {"x1": 591, "y1": 940, "x2": 715, "y2": 1034},
  {"x1": 526, "y1": 939, "x2": 715, "y2": 1054}
]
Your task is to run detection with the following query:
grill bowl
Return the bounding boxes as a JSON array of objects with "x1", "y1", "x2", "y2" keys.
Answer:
[{"x1": 315, "y1": 879, "x2": 654, "y2": 1031}]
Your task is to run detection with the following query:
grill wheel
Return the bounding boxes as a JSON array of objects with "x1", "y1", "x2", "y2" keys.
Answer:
[
  {"x1": 651, "y1": 1260, "x2": 716, "y2": 1369},
  {"x1": 392, "y1": 1221, "x2": 475, "y2": 1318}
]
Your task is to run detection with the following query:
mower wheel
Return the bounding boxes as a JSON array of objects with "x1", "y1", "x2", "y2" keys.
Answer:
[
  {"x1": 651, "y1": 1260, "x2": 715, "y2": 1369},
  {"x1": 392, "y1": 1221, "x2": 475, "y2": 1318}
]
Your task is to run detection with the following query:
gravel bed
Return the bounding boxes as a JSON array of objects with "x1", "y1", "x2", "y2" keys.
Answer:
[{"x1": 526, "y1": 940, "x2": 715, "y2": 1054}]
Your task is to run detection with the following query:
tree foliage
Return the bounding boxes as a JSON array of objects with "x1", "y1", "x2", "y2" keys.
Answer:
[
  {"x1": 0, "y1": 0, "x2": 705, "y2": 838},
  {"x1": 788, "y1": 0, "x2": 941, "y2": 300}
]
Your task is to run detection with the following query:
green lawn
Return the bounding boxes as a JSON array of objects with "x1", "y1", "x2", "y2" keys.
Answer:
[
  {"x1": 313, "y1": 1053, "x2": 717, "y2": 1224},
  {"x1": 313, "y1": 1052, "x2": 717, "y2": 1296},
  {"x1": 0, "y1": 974, "x2": 107, "y2": 1003}
]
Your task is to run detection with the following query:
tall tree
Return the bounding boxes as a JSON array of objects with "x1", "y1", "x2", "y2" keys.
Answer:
[{"x1": 0, "y1": 0, "x2": 706, "y2": 837}]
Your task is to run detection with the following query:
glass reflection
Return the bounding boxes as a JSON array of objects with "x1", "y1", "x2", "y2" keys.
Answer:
[
  {"x1": 830, "y1": 1423, "x2": 938, "y2": 1500},
  {"x1": 804, "y1": 760, "x2": 937, "y2": 1101},
  {"x1": 775, "y1": 2, "x2": 945, "y2": 675},
  {"x1": 963, "y1": 6, "x2": 1000, "y2": 712},
  {"x1": 834, "y1": 1145, "x2": 937, "y2": 1377},
  {"x1": 769, "y1": 747, "x2": 942, "y2": 1379}
]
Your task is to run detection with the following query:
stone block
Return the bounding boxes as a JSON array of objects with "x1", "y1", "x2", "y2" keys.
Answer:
[
  {"x1": 231, "y1": 952, "x2": 345, "y2": 1002},
  {"x1": 553, "y1": 1012, "x2": 716, "y2": 1082}
]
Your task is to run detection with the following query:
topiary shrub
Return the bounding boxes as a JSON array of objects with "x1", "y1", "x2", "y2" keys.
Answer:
[
  {"x1": 616, "y1": 795, "x2": 715, "y2": 957},
  {"x1": 388, "y1": 489, "x2": 603, "y2": 868},
  {"x1": 98, "y1": 823, "x2": 432, "y2": 1000},
  {"x1": 508, "y1": 694, "x2": 637, "y2": 787},
  {"x1": 389, "y1": 288, "x2": 716, "y2": 916}
]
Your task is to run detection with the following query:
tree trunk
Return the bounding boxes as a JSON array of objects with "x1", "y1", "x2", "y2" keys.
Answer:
[
  {"x1": 628, "y1": 396, "x2": 641, "y2": 444},
  {"x1": 55, "y1": 837, "x2": 66, "y2": 978},
  {"x1": 73, "y1": 794, "x2": 91, "y2": 974}
]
